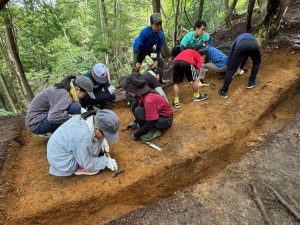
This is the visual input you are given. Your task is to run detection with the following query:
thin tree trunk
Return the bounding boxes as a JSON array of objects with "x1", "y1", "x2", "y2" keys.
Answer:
[
  {"x1": 184, "y1": 0, "x2": 194, "y2": 27},
  {"x1": 224, "y1": 0, "x2": 229, "y2": 11},
  {"x1": 0, "y1": 74, "x2": 17, "y2": 114},
  {"x1": 263, "y1": 0, "x2": 288, "y2": 38},
  {"x1": 173, "y1": 0, "x2": 180, "y2": 45},
  {"x1": 0, "y1": 29, "x2": 28, "y2": 110},
  {"x1": 198, "y1": 0, "x2": 205, "y2": 19},
  {"x1": 225, "y1": 0, "x2": 239, "y2": 28},
  {"x1": 246, "y1": 0, "x2": 256, "y2": 31},
  {"x1": 2, "y1": 8, "x2": 34, "y2": 102},
  {"x1": 152, "y1": 0, "x2": 170, "y2": 58}
]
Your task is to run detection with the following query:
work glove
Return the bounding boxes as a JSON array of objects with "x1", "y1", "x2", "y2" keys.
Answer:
[
  {"x1": 106, "y1": 158, "x2": 118, "y2": 171},
  {"x1": 101, "y1": 138, "x2": 110, "y2": 153},
  {"x1": 131, "y1": 132, "x2": 139, "y2": 141},
  {"x1": 81, "y1": 107, "x2": 87, "y2": 113},
  {"x1": 108, "y1": 86, "x2": 116, "y2": 94}
]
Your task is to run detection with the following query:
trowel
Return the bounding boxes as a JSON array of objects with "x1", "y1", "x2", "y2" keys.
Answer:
[{"x1": 140, "y1": 141, "x2": 161, "y2": 151}]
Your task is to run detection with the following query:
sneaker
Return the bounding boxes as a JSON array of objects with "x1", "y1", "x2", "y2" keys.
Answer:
[
  {"x1": 247, "y1": 80, "x2": 260, "y2": 89},
  {"x1": 162, "y1": 79, "x2": 171, "y2": 84},
  {"x1": 173, "y1": 101, "x2": 181, "y2": 109},
  {"x1": 140, "y1": 129, "x2": 162, "y2": 142},
  {"x1": 74, "y1": 166, "x2": 99, "y2": 176},
  {"x1": 38, "y1": 133, "x2": 52, "y2": 139},
  {"x1": 127, "y1": 121, "x2": 138, "y2": 130},
  {"x1": 218, "y1": 89, "x2": 228, "y2": 99},
  {"x1": 192, "y1": 94, "x2": 208, "y2": 102}
]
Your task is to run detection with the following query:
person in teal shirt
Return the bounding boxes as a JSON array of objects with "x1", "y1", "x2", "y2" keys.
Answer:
[{"x1": 180, "y1": 20, "x2": 210, "y2": 50}]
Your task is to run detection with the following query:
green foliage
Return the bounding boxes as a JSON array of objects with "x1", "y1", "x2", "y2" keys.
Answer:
[
  {"x1": 1, "y1": 0, "x2": 252, "y2": 96},
  {"x1": 0, "y1": 108, "x2": 13, "y2": 116}
]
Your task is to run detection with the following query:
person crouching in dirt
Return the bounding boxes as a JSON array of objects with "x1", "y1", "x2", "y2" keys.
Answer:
[
  {"x1": 197, "y1": 45, "x2": 228, "y2": 81},
  {"x1": 171, "y1": 46, "x2": 208, "y2": 109},
  {"x1": 81, "y1": 63, "x2": 116, "y2": 109},
  {"x1": 47, "y1": 109, "x2": 120, "y2": 176},
  {"x1": 218, "y1": 33, "x2": 261, "y2": 99},
  {"x1": 119, "y1": 67, "x2": 168, "y2": 105},
  {"x1": 25, "y1": 76, "x2": 95, "y2": 138},
  {"x1": 132, "y1": 13, "x2": 164, "y2": 72},
  {"x1": 122, "y1": 73, "x2": 173, "y2": 142}
]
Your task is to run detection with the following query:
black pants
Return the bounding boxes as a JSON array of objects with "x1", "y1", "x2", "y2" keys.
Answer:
[
  {"x1": 133, "y1": 49, "x2": 164, "y2": 69},
  {"x1": 134, "y1": 106, "x2": 173, "y2": 131},
  {"x1": 222, "y1": 39, "x2": 261, "y2": 92},
  {"x1": 81, "y1": 90, "x2": 116, "y2": 109}
]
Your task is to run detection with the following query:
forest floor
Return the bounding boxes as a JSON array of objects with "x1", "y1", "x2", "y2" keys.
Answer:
[{"x1": 1, "y1": 2, "x2": 300, "y2": 224}]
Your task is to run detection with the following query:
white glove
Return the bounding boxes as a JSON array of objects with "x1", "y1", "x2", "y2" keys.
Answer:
[
  {"x1": 106, "y1": 158, "x2": 118, "y2": 171},
  {"x1": 101, "y1": 138, "x2": 110, "y2": 153},
  {"x1": 81, "y1": 107, "x2": 87, "y2": 113},
  {"x1": 108, "y1": 86, "x2": 116, "y2": 94}
]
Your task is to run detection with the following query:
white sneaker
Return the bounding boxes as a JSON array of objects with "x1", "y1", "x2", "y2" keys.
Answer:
[
  {"x1": 74, "y1": 167, "x2": 99, "y2": 175},
  {"x1": 38, "y1": 133, "x2": 52, "y2": 139}
]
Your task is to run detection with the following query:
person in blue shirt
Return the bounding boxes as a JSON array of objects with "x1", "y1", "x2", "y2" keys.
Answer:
[
  {"x1": 218, "y1": 33, "x2": 261, "y2": 99},
  {"x1": 197, "y1": 45, "x2": 228, "y2": 82},
  {"x1": 132, "y1": 13, "x2": 164, "y2": 72}
]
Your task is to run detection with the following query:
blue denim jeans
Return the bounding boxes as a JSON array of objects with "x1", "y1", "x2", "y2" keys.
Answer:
[{"x1": 32, "y1": 103, "x2": 81, "y2": 135}]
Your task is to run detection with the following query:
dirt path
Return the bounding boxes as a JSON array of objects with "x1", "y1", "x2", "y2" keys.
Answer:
[
  {"x1": 1, "y1": 48, "x2": 299, "y2": 225},
  {"x1": 107, "y1": 112, "x2": 300, "y2": 225}
]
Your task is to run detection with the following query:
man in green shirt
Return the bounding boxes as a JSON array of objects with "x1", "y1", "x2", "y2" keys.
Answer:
[{"x1": 180, "y1": 20, "x2": 210, "y2": 50}]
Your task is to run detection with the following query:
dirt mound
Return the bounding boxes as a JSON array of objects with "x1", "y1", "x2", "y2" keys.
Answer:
[
  {"x1": 0, "y1": 48, "x2": 299, "y2": 225},
  {"x1": 107, "y1": 112, "x2": 300, "y2": 225}
]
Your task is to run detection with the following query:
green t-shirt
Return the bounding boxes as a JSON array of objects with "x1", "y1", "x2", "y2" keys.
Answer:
[{"x1": 180, "y1": 31, "x2": 210, "y2": 49}]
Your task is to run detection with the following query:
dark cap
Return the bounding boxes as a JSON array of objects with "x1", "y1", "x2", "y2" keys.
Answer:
[
  {"x1": 74, "y1": 76, "x2": 95, "y2": 99},
  {"x1": 150, "y1": 13, "x2": 162, "y2": 24},
  {"x1": 124, "y1": 73, "x2": 150, "y2": 95},
  {"x1": 94, "y1": 109, "x2": 120, "y2": 143}
]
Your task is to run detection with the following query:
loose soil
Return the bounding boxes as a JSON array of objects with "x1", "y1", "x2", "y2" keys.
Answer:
[
  {"x1": 1, "y1": 47, "x2": 299, "y2": 225},
  {"x1": 108, "y1": 112, "x2": 300, "y2": 225}
]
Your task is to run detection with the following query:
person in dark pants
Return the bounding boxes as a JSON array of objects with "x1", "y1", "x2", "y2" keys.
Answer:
[
  {"x1": 25, "y1": 76, "x2": 95, "y2": 137},
  {"x1": 132, "y1": 13, "x2": 164, "y2": 72},
  {"x1": 121, "y1": 73, "x2": 173, "y2": 142},
  {"x1": 218, "y1": 33, "x2": 261, "y2": 99},
  {"x1": 82, "y1": 63, "x2": 116, "y2": 108}
]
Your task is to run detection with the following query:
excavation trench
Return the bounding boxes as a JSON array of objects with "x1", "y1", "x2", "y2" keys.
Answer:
[{"x1": 2, "y1": 49, "x2": 300, "y2": 225}]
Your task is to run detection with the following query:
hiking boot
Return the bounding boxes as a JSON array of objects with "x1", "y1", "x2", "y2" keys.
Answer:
[
  {"x1": 218, "y1": 89, "x2": 228, "y2": 99},
  {"x1": 192, "y1": 94, "x2": 208, "y2": 102},
  {"x1": 74, "y1": 166, "x2": 99, "y2": 176},
  {"x1": 247, "y1": 80, "x2": 260, "y2": 89},
  {"x1": 140, "y1": 129, "x2": 162, "y2": 141},
  {"x1": 173, "y1": 100, "x2": 181, "y2": 109}
]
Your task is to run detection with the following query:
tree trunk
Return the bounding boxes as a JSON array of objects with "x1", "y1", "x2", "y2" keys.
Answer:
[
  {"x1": 0, "y1": 0, "x2": 9, "y2": 10},
  {"x1": 246, "y1": 0, "x2": 256, "y2": 31},
  {"x1": 263, "y1": 0, "x2": 288, "y2": 38},
  {"x1": 2, "y1": 8, "x2": 34, "y2": 102},
  {"x1": 198, "y1": 0, "x2": 205, "y2": 19},
  {"x1": 173, "y1": 0, "x2": 180, "y2": 45},
  {"x1": 152, "y1": 0, "x2": 170, "y2": 58},
  {"x1": 0, "y1": 92, "x2": 7, "y2": 110},
  {"x1": 0, "y1": 74, "x2": 17, "y2": 114},
  {"x1": 0, "y1": 27, "x2": 28, "y2": 110},
  {"x1": 225, "y1": 0, "x2": 239, "y2": 28},
  {"x1": 224, "y1": 0, "x2": 229, "y2": 11}
]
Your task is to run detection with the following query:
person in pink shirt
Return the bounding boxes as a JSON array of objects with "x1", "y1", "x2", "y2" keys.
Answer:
[{"x1": 171, "y1": 46, "x2": 208, "y2": 109}]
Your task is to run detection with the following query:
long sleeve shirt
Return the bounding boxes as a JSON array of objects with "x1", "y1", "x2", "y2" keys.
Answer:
[
  {"x1": 47, "y1": 115, "x2": 109, "y2": 176},
  {"x1": 25, "y1": 86, "x2": 73, "y2": 131},
  {"x1": 133, "y1": 26, "x2": 164, "y2": 59}
]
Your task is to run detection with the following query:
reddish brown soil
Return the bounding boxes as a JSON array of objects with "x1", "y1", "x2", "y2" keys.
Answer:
[{"x1": 1, "y1": 48, "x2": 299, "y2": 225}]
